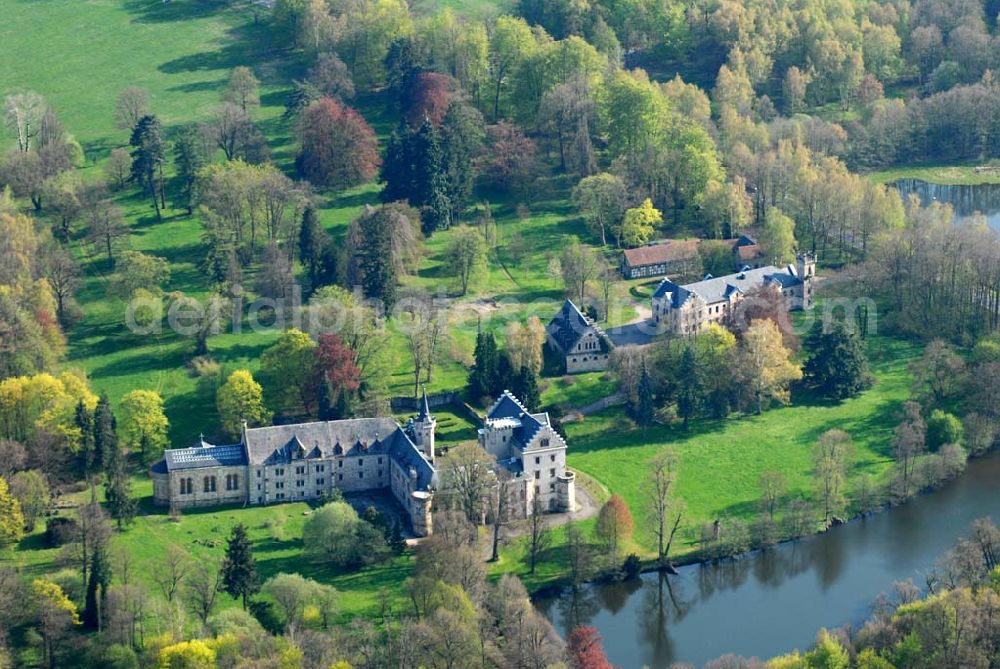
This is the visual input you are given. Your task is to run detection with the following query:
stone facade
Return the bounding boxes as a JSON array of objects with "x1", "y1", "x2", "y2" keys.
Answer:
[
  {"x1": 620, "y1": 239, "x2": 701, "y2": 279},
  {"x1": 152, "y1": 403, "x2": 438, "y2": 537},
  {"x1": 546, "y1": 299, "x2": 612, "y2": 374},
  {"x1": 477, "y1": 391, "x2": 575, "y2": 517},
  {"x1": 652, "y1": 253, "x2": 816, "y2": 336}
]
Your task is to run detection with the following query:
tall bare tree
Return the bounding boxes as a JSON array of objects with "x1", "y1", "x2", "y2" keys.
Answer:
[{"x1": 645, "y1": 448, "x2": 684, "y2": 566}]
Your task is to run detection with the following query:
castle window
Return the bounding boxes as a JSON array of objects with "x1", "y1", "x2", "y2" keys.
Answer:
[
  {"x1": 203, "y1": 476, "x2": 216, "y2": 493},
  {"x1": 296, "y1": 480, "x2": 305, "y2": 487},
  {"x1": 534, "y1": 471, "x2": 540, "y2": 480},
  {"x1": 338, "y1": 474, "x2": 343, "y2": 481},
  {"x1": 535, "y1": 457, "x2": 540, "y2": 465},
  {"x1": 296, "y1": 466, "x2": 305, "y2": 475},
  {"x1": 275, "y1": 468, "x2": 284, "y2": 476},
  {"x1": 316, "y1": 465, "x2": 324, "y2": 472},
  {"x1": 358, "y1": 459, "x2": 363, "y2": 466},
  {"x1": 359, "y1": 472, "x2": 364, "y2": 479},
  {"x1": 317, "y1": 478, "x2": 324, "y2": 486},
  {"x1": 338, "y1": 460, "x2": 343, "y2": 468},
  {"x1": 550, "y1": 468, "x2": 556, "y2": 477},
  {"x1": 180, "y1": 478, "x2": 192, "y2": 495},
  {"x1": 378, "y1": 457, "x2": 383, "y2": 464},
  {"x1": 256, "y1": 470, "x2": 261, "y2": 478},
  {"x1": 549, "y1": 482, "x2": 556, "y2": 492},
  {"x1": 550, "y1": 454, "x2": 555, "y2": 462},
  {"x1": 540, "y1": 439, "x2": 549, "y2": 448}
]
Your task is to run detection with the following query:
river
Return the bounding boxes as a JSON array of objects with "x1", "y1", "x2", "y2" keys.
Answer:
[
  {"x1": 893, "y1": 179, "x2": 1000, "y2": 232},
  {"x1": 535, "y1": 452, "x2": 1000, "y2": 668}
]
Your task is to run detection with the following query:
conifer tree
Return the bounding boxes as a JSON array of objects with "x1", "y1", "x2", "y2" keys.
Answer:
[
  {"x1": 298, "y1": 206, "x2": 328, "y2": 293},
  {"x1": 129, "y1": 114, "x2": 166, "y2": 218},
  {"x1": 676, "y1": 345, "x2": 702, "y2": 430},
  {"x1": 803, "y1": 320, "x2": 873, "y2": 400},
  {"x1": 82, "y1": 545, "x2": 110, "y2": 630},
  {"x1": 104, "y1": 433, "x2": 136, "y2": 529},
  {"x1": 514, "y1": 365, "x2": 540, "y2": 412},
  {"x1": 469, "y1": 328, "x2": 500, "y2": 399},
  {"x1": 92, "y1": 393, "x2": 116, "y2": 475},
  {"x1": 635, "y1": 361, "x2": 655, "y2": 427},
  {"x1": 75, "y1": 400, "x2": 95, "y2": 479},
  {"x1": 221, "y1": 523, "x2": 260, "y2": 609}
]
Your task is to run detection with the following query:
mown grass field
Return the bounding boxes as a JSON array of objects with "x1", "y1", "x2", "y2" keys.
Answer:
[{"x1": 1, "y1": 0, "x2": 632, "y2": 447}]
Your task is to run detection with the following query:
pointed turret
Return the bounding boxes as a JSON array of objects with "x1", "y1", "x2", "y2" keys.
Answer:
[{"x1": 411, "y1": 386, "x2": 436, "y2": 461}]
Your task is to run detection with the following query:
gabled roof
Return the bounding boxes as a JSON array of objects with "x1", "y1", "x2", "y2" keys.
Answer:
[
  {"x1": 622, "y1": 239, "x2": 700, "y2": 268},
  {"x1": 243, "y1": 418, "x2": 401, "y2": 465},
  {"x1": 654, "y1": 265, "x2": 803, "y2": 307},
  {"x1": 484, "y1": 391, "x2": 559, "y2": 450},
  {"x1": 548, "y1": 299, "x2": 606, "y2": 353}
]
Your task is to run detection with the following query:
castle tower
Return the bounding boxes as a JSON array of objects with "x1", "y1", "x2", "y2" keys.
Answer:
[
  {"x1": 556, "y1": 471, "x2": 576, "y2": 513},
  {"x1": 796, "y1": 252, "x2": 817, "y2": 309},
  {"x1": 412, "y1": 387, "x2": 436, "y2": 461}
]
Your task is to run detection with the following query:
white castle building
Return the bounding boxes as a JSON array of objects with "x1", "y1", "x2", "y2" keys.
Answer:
[
  {"x1": 652, "y1": 253, "x2": 816, "y2": 335},
  {"x1": 478, "y1": 391, "x2": 575, "y2": 516},
  {"x1": 152, "y1": 394, "x2": 438, "y2": 536},
  {"x1": 152, "y1": 391, "x2": 575, "y2": 535}
]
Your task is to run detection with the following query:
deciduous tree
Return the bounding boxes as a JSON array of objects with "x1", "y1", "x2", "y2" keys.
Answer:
[
  {"x1": 216, "y1": 370, "x2": 271, "y2": 439},
  {"x1": 296, "y1": 98, "x2": 379, "y2": 189}
]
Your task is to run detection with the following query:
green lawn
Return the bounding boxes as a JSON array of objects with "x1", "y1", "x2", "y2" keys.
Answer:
[{"x1": 563, "y1": 335, "x2": 919, "y2": 555}]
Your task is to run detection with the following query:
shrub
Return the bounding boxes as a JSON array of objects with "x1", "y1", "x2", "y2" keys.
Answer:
[
  {"x1": 44, "y1": 517, "x2": 77, "y2": 548},
  {"x1": 302, "y1": 501, "x2": 389, "y2": 568},
  {"x1": 926, "y1": 410, "x2": 963, "y2": 451}
]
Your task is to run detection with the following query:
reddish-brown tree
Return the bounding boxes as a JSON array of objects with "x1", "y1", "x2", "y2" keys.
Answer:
[
  {"x1": 482, "y1": 121, "x2": 537, "y2": 193},
  {"x1": 295, "y1": 98, "x2": 379, "y2": 189},
  {"x1": 313, "y1": 334, "x2": 361, "y2": 400},
  {"x1": 595, "y1": 494, "x2": 634, "y2": 566},
  {"x1": 402, "y1": 72, "x2": 453, "y2": 127},
  {"x1": 567, "y1": 626, "x2": 614, "y2": 669}
]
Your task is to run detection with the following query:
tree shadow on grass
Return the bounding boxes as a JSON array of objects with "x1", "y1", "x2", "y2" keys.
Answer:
[{"x1": 123, "y1": 0, "x2": 223, "y2": 24}]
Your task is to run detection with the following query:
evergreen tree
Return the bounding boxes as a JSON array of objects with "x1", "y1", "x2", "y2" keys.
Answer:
[
  {"x1": 356, "y1": 208, "x2": 398, "y2": 310},
  {"x1": 221, "y1": 523, "x2": 260, "y2": 609},
  {"x1": 129, "y1": 115, "x2": 166, "y2": 219},
  {"x1": 75, "y1": 401, "x2": 95, "y2": 479},
  {"x1": 439, "y1": 102, "x2": 485, "y2": 225},
  {"x1": 468, "y1": 329, "x2": 500, "y2": 399},
  {"x1": 92, "y1": 393, "x2": 116, "y2": 475},
  {"x1": 104, "y1": 434, "x2": 136, "y2": 529},
  {"x1": 513, "y1": 365, "x2": 540, "y2": 412},
  {"x1": 676, "y1": 345, "x2": 702, "y2": 430},
  {"x1": 82, "y1": 545, "x2": 110, "y2": 631},
  {"x1": 173, "y1": 124, "x2": 208, "y2": 214},
  {"x1": 379, "y1": 119, "x2": 453, "y2": 233},
  {"x1": 635, "y1": 361, "x2": 655, "y2": 427},
  {"x1": 803, "y1": 320, "x2": 873, "y2": 400},
  {"x1": 388, "y1": 519, "x2": 407, "y2": 554},
  {"x1": 298, "y1": 206, "x2": 328, "y2": 293},
  {"x1": 384, "y1": 36, "x2": 424, "y2": 98}
]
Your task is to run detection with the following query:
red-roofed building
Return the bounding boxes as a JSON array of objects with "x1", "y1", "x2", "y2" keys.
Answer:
[{"x1": 620, "y1": 239, "x2": 701, "y2": 279}]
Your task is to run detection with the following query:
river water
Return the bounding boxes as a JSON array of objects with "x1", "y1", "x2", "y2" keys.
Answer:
[
  {"x1": 535, "y1": 452, "x2": 1000, "y2": 668},
  {"x1": 893, "y1": 179, "x2": 1000, "y2": 232}
]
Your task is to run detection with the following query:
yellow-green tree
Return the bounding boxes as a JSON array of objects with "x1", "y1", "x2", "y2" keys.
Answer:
[
  {"x1": 0, "y1": 477, "x2": 25, "y2": 548},
  {"x1": 216, "y1": 370, "x2": 271, "y2": 439},
  {"x1": 158, "y1": 639, "x2": 216, "y2": 669},
  {"x1": 760, "y1": 207, "x2": 798, "y2": 265},
  {"x1": 619, "y1": 198, "x2": 662, "y2": 248},
  {"x1": 739, "y1": 319, "x2": 802, "y2": 414},
  {"x1": 0, "y1": 371, "x2": 97, "y2": 447},
  {"x1": 118, "y1": 389, "x2": 169, "y2": 462},
  {"x1": 32, "y1": 578, "x2": 80, "y2": 668},
  {"x1": 259, "y1": 329, "x2": 316, "y2": 420}
]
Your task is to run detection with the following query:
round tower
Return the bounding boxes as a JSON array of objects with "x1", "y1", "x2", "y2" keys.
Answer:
[{"x1": 556, "y1": 471, "x2": 576, "y2": 513}]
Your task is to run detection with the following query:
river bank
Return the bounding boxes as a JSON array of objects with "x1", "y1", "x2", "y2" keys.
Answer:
[
  {"x1": 866, "y1": 162, "x2": 1000, "y2": 185},
  {"x1": 535, "y1": 449, "x2": 1000, "y2": 668}
]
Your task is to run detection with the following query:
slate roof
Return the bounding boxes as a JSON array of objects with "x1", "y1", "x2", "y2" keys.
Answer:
[
  {"x1": 484, "y1": 391, "x2": 560, "y2": 451},
  {"x1": 622, "y1": 239, "x2": 700, "y2": 268},
  {"x1": 416, "y1": 387, "x2": 433, "y2": 423},
  {"x1": 547, "y1": 299, "x2": 608, "y2": 353},
  {"x1": 654, "y1": 265, "x2": 803, "y2": 307}
]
